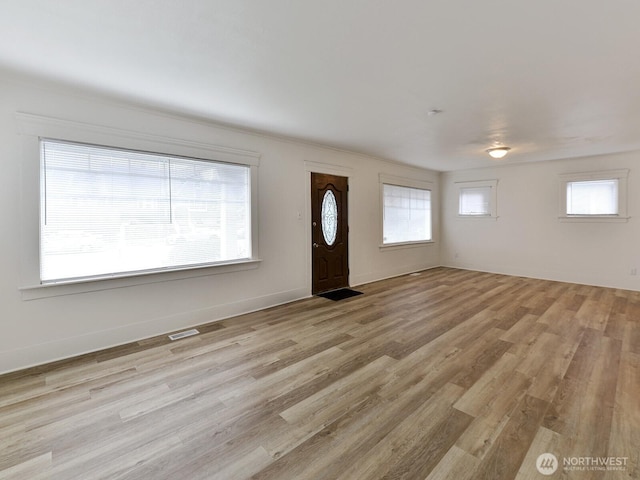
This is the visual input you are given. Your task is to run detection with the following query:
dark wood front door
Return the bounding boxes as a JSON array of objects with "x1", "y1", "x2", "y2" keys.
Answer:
[{"x1": 311, "y1": 173, "x2": 349, "y2": 294}]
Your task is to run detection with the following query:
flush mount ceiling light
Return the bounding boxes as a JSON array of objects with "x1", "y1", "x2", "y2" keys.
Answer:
[{"x1": 486, "y1": 146, "x2": 511, "y2": 159}]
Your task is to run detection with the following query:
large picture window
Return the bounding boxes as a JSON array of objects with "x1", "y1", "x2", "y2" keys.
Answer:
[
  {"x1": 40, "y1": 139, "x2": 252, "y2": 283},
  {"x1": 382, "y1": 183, "x2": 432, "y2": 245}
]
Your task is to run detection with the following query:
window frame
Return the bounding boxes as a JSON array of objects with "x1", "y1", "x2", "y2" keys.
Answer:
[
  {"x1": 16, "y1": 113, "x2": 261, "y2": 299},
  {"x1": 558, "y1": 169, "x2": 629, "y2": 223},
  {"x1": 456, "y1": 179, "x2": 498, "y2": 219},
  {"x1": 379, "y1": 174, "x2": 434, "y2": 249}
]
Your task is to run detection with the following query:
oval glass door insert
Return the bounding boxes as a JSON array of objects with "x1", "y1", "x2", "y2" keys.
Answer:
[{"x1": 321, "y1": 189, "x2": 338, "y2": 246}]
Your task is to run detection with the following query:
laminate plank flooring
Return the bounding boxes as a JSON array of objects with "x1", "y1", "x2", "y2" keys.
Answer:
[{"x1": 1, "y1": 267, "x2": 639, "y2": 479}]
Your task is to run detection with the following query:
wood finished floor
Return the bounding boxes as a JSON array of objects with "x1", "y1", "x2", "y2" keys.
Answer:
[{"x1": 1, "y1": 267, "x2": 639, "y2": 480}]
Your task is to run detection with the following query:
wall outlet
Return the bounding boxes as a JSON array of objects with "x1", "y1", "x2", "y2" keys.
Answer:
[{"x1": 631, "y1": 268, "x2": 637, "y2": 276}]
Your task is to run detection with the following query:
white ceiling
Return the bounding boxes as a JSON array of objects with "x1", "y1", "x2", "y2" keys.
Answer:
[{"x1": 2, "y1": 0, "x2": 640, "y2": 171}]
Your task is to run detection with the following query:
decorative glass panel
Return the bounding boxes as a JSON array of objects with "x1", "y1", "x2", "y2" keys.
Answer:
[{"x1": 321, "y1": 189, "x2": 338, "y2": 246}]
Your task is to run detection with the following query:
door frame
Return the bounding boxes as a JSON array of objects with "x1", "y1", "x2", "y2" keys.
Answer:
[{"x1": 304, "y1": 161, "x2": 353, "y2": 295}]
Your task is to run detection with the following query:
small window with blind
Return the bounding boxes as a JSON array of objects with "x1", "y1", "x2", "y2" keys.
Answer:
[
  {"x1": 559, "y1": 169, "x2": 629, "y2": 222},
  {"x1": 456, "y1": 180, "x2": 498, "y2": 218},
  {"x1": 380, "y1": 175, "x2": 433, "y2": 246},
  {"x1": 40, "y1": 139, "x2": 253, "y2": 283},
  {"x1": 566, "y1": 179, "x2": 618, "y2": 215}
]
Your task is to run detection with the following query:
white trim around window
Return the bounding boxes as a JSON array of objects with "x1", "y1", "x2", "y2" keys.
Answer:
[
  {"x1": 16, "y1": 112, "x2": 262, "y2": 299},
  {"x1": 558, "y1": 169, "x2": 629, "y2": 223},
  {"x1": 379, "y1": 174, "x2": 434, "y2": 249},
  {"x1": 456, "y1": 179, "x2": 498, "y2": 219}
]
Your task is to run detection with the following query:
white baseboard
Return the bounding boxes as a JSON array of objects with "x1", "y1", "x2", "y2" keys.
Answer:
[
  {"x1": 351, "y1": 263, "x2": 440, "y2": 287},
  {"x1": 442, "y1": 261, "x2": 640, "y2": 292},
  {"x1": 0, "y1": 286, "x2": 309, "y2": 375}
]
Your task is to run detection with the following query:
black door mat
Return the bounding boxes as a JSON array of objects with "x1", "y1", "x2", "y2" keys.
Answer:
[{"x1": 317, "y1": 288, "x2": 363, "y2": 301}]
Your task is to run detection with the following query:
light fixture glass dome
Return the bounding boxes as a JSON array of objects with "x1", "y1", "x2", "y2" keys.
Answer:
[{"x1": 486, "y1": 147, "x2": 511, "y2": 159}]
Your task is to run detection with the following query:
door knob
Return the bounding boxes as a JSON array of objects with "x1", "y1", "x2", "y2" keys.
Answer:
[{"x1": 313, "y1": 243, "x2": 319, "y2": 248}]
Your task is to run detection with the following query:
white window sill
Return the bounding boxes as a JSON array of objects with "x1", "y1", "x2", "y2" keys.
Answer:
[
  {"x1": 379, "y1": 240, "x2": 435, "y2": 251},
  {"x1": 558, "y1": 216, "x2": 630, "y2": 223},
  {"x1": 20, "y1": 258, "x2": 262, "y2": 300},
  {"x1": 457, "y1": 215, "x2": 498, "y2": 220}
]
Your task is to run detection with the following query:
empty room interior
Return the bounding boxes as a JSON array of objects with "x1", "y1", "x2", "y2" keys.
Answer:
[{"x1": 1, "y1": 2, "x2": 639, "y2": 479}]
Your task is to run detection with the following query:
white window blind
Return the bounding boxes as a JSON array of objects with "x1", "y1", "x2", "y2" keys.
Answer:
[
  {"x1": 566, "y1": 179, "x2": 618, "y2": 215},
  {"x1": 382, "y1": 184, "x2": 432, "y2": 244},
  {"x1": 459, "y1": 186, "x2": 491, "y2": 215},
  {"x1": 40, "y1": 139, "x2": 251, "y2": 283}
]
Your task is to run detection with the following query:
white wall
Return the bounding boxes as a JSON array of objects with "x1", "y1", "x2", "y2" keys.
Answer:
[
  {"x1": 0, "y1": 72, "x2": 440, "y2": 374},
  {"x1": 7, "y1": 70, "x2": 635, "y2": 376},
  {"x1": 442, "y1": 152, "x2": 640, "y2": 290}
]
